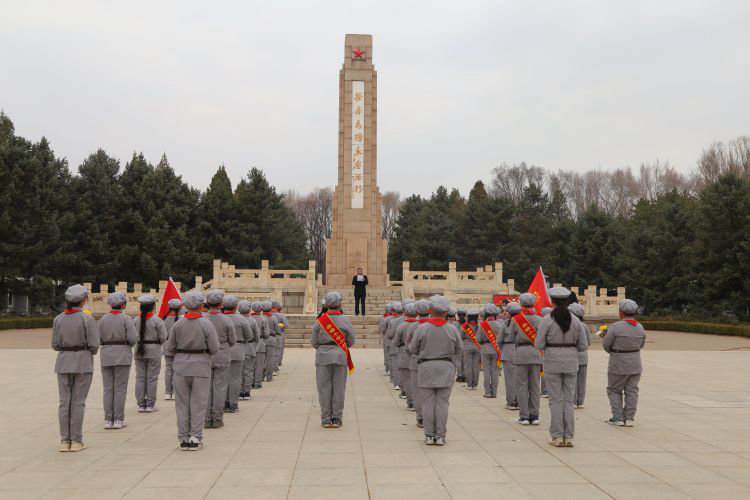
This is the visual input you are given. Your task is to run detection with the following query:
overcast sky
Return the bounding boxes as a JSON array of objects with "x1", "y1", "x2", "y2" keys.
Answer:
[{"x1": 1, "y1": 0, "x2": 748, "y2": 197}]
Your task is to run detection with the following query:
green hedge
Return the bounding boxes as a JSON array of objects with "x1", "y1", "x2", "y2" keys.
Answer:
[
  {"x1": 0, "y1": 316, "x2": 54, "y2": 330},
  {"x1": 642, "y1": 320, "x2": 750, "y2": 338}
]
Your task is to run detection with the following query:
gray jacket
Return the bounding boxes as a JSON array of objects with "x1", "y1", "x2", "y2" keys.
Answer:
[
  {"x1": 511, "y1": 314, "x2": 542, "y2": 365},
  {"x1": 225, "y1": 313, "x2": 252, "y2": 361},
  {"x1": 460, "y1": 321, "x2": 480, "y2": 352},
  {"x1": 499, "y1": 321, "x2": 516, "y2": 362},
  {"x1": 240, "y1": 313, "x2": 259, "y2": 357},
  {"x1": 162, "y1": 313, "x2": 181, "y2": 358},
  {"x1": 98, "y1": 311, "x2": 137, "y2": 367},
  {"x1": 310, "y1": 312, "x2": 356, "y2": 366},
  {"x1": 577, "y1": 321, "x2": 591, "y2": 365},
  {"x1": 406, "y1": 319, "x2": 426, "y2": 370},
  {"x1": 52, "y1": 309, "x2": 99, "y2": 374},
  {"x1": 394, "y1": 319, "x2": 417, "y2": 368},
  {"x1": 164, "y1": 316, "x2": 220, "y2": 377},
  {"x1": 477, "y1": 319, "x2": 503, "y2": 356},
  {"x1": 386, "y1": 315, "x2": 405, "y2": 349},
  {"x1": 134, "y1": 315, "x2": 168, "y2": 360},
  {"x1": 264, "y1": 314, "x2": 278, "y2": 348},
  {"x1": 251, "y1": 314, "x2": 268, "y2": 352},
  {"x1": 535, "y1": 315, "x2": 588, "y2": 374},
  {"x1": 603, "y1": 320, "x2": 646, "y2": 375},
  {"x1": 205, "y1": 310, "x2": 237, "y2": 365},
  {"x1": 409, "y1": 321, "x2": 463, "y2": 388}
]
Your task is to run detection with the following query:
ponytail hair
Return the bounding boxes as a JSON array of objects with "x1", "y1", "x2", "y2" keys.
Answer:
[
  {"x1": 550, "y1": 297, "x2": 571, "y2": 333},
  {"x1": 138, "y1": 303, "x2": 155, "y2": 355}
]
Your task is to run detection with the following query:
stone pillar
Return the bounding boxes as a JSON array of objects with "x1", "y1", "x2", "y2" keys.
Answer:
[
  {"x1": 494, "y1": 262, "x2": 503, "y2": 286},
  {"x1": 448, "y1": 262, "x2": 457, "y2": 289}
]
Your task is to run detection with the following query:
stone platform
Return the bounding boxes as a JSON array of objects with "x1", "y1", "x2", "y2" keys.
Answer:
[{"x1": 0, "y1": 332, "x2": 749, "y2": 499}]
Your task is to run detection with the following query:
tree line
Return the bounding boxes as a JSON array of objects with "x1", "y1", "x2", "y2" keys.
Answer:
[{"x1": 0, "y1": 112, "x2": 308, "y2": 309}]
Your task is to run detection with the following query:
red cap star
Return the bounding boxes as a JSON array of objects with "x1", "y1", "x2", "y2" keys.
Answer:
[{"x1": 353, "y1": 48, "x2": 365, "y2": 60}]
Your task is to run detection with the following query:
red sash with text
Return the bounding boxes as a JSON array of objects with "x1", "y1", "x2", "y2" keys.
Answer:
[
  {"x1": 462, "y1": 323, "x2": 481, "y2": 351},
  {"x1": 480, "y1": 320, "x2": 502, "y2": 367},
  {"x1": 318, "y1": 313, "x2": 355, "y2": 375},
  {"x1": 512, "y1": 314, "x2": 538, "y2": 344}
]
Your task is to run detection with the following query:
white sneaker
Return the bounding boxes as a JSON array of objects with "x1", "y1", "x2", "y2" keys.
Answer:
[
  {"x1": 188, "y1": 436, "x2": 202, "y2": 451},
  {"x1": 164, "y1": 393, "x2": 173, "y2": 401},
  {"x1": 104, "y1": 420, "x2": 113, "y2": 430},
  {"x1": 435, "y1": 436, "x2": 446, "y2": 446},
  {"x1": 146, "y1": 405, "x2": 159, "y2": 413},
  {"x1": 531, "y1": 418, "x2": 540, "y2": 425},
  {"x1": 575, "y1": 404, "x2": 584, "y2": 409},
  {"x1": 606, "y1": 418, "x2": 625, "y2": 426},
  {"x1": 425, "y1": 436, "x2": 435, "y2": 445},
  {"x1": 548, "y1": 437, "x2": 564, "y2": 447},
  {"x1": 518, "y1": 418, "x2": 530, "y2": 425},
  {"x1": 113, "y1": 420, "x2": 126, "y2": 429},
  {"x1": 624, "y1": 420, "x2": 634, "y2": 427},
  {"x1": 137, "y1": 406, "x2": 147, "y2": 413},
  {"x1": 392, "y1": 385, "x2": 399, "y2": 390}
]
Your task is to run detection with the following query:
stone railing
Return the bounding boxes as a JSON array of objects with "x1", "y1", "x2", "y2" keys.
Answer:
[
  {"x1": 82, "y1": 281, "x2": 182, "y2": 316},
  {"x1": 554, "y1": 284, "x2": 625, "y2": 319}
]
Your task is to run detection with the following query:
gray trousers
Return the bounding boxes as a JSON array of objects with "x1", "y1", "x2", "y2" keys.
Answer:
[
  {"x1": 410, "y1": 369, "x2": 422, "y2": 420},
  {"x1": 502, "y1": 360, "x2": 516, "y2": 405},
  {"x1": 164, "y1": 356, "x2": 174, "y2": 395},
  {"x1": 389, "y1": 353, "x2": 399, "y2": 386},
  {"x1": 541, "y1": 373, "x2": 547, "y2": 394},
  {"x1": 227, "y1": 360, "x2": 243, "y2": 405},
  {"x1": 383, "y1": 344, "x2": 389, "y2": 372},
  {"x1": 481, "y1": 353, "x2": 500, "y2": 396},
  {"x1": 420, "y1": 386, "x2": 452, "y2": 438},
  {"x1": 546, "y1": 371, "x2": 576, "y2": 439},
  {"x1": 242, "y1": 354, "x2": 255, "y2": 392},
  {"x1": 575, "y1": 365, "x2": 587, "y2": 406},
  {"x1": 454, "y1": 352, "x2": 464, "y2": 377},
  {"x1": 57, "y1": 373, "x2": 93, "y2": 443},
  {"x1": 254, "y1": 352, "x2": 266, "y2": 384},
  {"x1": 174, "y1": 375, "x2": 209, "y2": 442},
  {"x1": 399, "y1": 367, "x2": 413, "y2": 405},
  {"x1": 207, "y1": 363, "x2": 229, "y2": 422},
  {"x1": 607, "y1": 373, "x2": 640, "y2": 421},
  {"x1": 265, "y1": 346, "x2": 275, "y2": 380},
  {"x1": 463, "y1": 350, "x2": 480, "y2": 387},
  {"x1": 279, "y1": 336, "x2": 285, "y2": 365},
  {"x1": 102, "y1": 365, "x2": 130, "y2": 422},
  {"x1": 515, "y1": 363, "x2": 541, "y2": 419},
  {"x1": 316, "y1": 364, "x2": 347, "y2": 421},
  {"x1": 135, "y1": 358, "x2": 161, "y2": 407}
]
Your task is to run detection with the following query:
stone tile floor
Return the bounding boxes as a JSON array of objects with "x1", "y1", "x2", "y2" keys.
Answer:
[{"x1": 0, "y1": 346, "x2": 748, "y2": 499}]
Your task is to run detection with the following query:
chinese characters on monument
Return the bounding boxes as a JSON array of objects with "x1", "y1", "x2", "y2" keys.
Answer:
[{"x1": 351, "y1": 81, "x2": 365, "y2": 209}]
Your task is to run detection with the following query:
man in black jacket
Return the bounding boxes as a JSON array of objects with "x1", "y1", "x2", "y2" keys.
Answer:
[{"x1": 351, "y1": 268, "x2": 368, "y2": 317}]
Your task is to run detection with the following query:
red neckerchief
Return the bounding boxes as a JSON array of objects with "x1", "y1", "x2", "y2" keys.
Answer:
[
  {"x1": 167, "y1": 313, "x2": 178, "y2": 317},
  {"x1": 223, "y1": 311, "x2": 236, "y2": 315},
  {"x1": 251, "y1": 312, "x2": 260, "y2": 316},
  {"x1": 262, "y1": 312, "x2": 272, "y2": 316},
  {"x1": 142, "y1": 313, "x2": 154, "y2": 320},
  {"x1": 64, "y1": 309, "x2": 81, "y2": 315},
  {"x1": 185, "y1": 313, "x2": 202, "y2": 320},
  {"x1": 625, "y1": 319, "x2": 639, "y2": 326},
  {"x1": 111, "y1": 310, "x2": 122, "y2": 315},
  {"x1": 522, "y1": 308, "x2": 537, "y2": 316},
  {"x1": 426, "y1": 318, "x2": 448, "y2": 327},
  {"x1": 383, "y1": 313, "x2": 392, "y2": 318},
  {"x1": 327, "y1": 310, "x2": 343, "y2": 315},
  {"x1": 404, "y1": 318, "x2": 417, "y2": 323},
  {"x1": 208, "y1": 310, "x2": 221, "y2": 315}
]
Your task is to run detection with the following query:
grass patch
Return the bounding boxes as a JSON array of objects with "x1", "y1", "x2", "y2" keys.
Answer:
[
  {"x1": 642, "y1": 320, "x2": 750, "y2": 338},
  {"x1": 0, "y1": 316, "x2": 54, "y2": 330}
]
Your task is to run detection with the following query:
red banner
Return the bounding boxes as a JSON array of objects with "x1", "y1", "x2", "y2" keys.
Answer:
[
  {"x1": 528, "y1": 267, "x2": 552, "y2": 315},
  {"x1": 318, "y1": 313, "x2": 355, "y2": 375},
  {"x1": 158, "y1": 277, "x2": 182, "y2": 320}
]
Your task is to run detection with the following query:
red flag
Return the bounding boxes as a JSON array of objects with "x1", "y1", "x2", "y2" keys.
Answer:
[
  {"x1": 527, "y1": 267, "x2": 552, "y2": 315},
  {"x1": 158, "y1": 277, "x2": 182, "y2": 319}
]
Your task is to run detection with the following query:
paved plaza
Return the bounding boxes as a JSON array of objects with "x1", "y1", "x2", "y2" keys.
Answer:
[{"x1": 0, "y1": 332, "x2": 749, "y2": 499}]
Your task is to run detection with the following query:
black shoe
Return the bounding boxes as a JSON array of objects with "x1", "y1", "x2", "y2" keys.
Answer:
[
  {"x1": 204, "y1": 419, "x2": 214, "y2": 428},
  {"x1": 330, "y1": 418, "x2": 342, "y2": 428},
  {"x1": 322, "y1": 420, "x2": 332, "y2": 428},
  {"x1": 214, "y1": 420, "x2": 224, "y2": 428},
  {"x1": 223, "y1": 402, "x2": 230, "y2": 411},
  {"x1": 416, "y1": 419, "x2": 424, "y2": 428},
  {"x1": 233, "y1": 403, "x2": 240, "y2": 412},
  {"x1": 180, "y1": 441, "x2": 189, "y2": 451}
]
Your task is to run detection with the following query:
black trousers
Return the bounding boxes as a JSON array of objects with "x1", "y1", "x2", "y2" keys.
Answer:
[{"x1": 354, "y1": 295, "x2": 366, "y2": 316}]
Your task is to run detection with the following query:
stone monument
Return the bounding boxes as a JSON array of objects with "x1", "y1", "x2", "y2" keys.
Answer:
[{"x1": 325, "y1": 34, "x2": 388, "y2": 287}]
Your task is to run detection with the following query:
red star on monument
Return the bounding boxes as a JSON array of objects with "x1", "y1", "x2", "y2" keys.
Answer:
[{"x1": 353, "y1": 48, "x2": 365, "y2": 60}]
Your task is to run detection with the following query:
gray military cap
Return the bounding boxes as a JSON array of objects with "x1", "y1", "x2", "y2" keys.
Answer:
[
  {"x1": 507, "y1": 303, "x2": 522, "y2": 315},
  {"x1": 519, "y1": 293, "x2": 536, "y2": 307},
  {"x1": 168, "y1": 298, "x2": 182, "y2": 309},
  {"x1": 548, "y1": 287, "x2": 571, "y2": 300},
  {"x1": 251, "y1": 301, "x2": 263, "y2": 312},
  {"x1": 404, "y1": 302, "x2": 417, "y2": 316},
  {"x1": 64, "y1": 284, "x2": 88, "y2": 303},
  {"x1": 107, "y1": 291, "x2": 127, "y2": 307},
  {"x1": 206, "y1": 289, "x2": 225, "y2": 306},
  {"x1": 238, "y1": 300, "x2": 252, "y2": 314},
  {"x1": 183, "y1": 291, "x2": 205, "y2": 310},
  {"x1": 384, "y1": 303, "x2": 392, "y2": 313},
  {"x1": 271, "y1": 299, "x2": 281, "y2": 308},
  {"x1": 619, "y1": 299, "x2": 638, "y2": 316},
  {"x1": 429, "y1": 295, "x2": 451, "y2": 314},
  {"x1": 324, "y1": 291, "x2": 343, "y2": 308},
  {"x1": 568, "y1": 303, "x2": 584, "y2": 319},
  {"x1": 448, "y1": 306, "x2": 457, "y2": 316},
  {"x1": 223, "y1": 295, "x2": 239, "y2": 309},
  {"x1": 457, "y1": 306, "x2": 468, "y2": 315},
  {"x1": 484, "y1": 303, "x2": 501, "y2": 316},
  {"x1": 541, "y1": 307, "x2": 553, "y2": 316},
  {"x1": 467, "y1": 308, "x2": 480, "y2": 316},
  {"x1": 261, "y1": 300, "x2": 273, "y2": 311},
  {"x1": 138, "y1": 294, "x2": 156, "y2": 305},
  {"x1": 414, "y1": 299, "x2": 430, "y2": 316},
  {"x1": 391, "y1": 301, "x2": 404, "y2": 313}
]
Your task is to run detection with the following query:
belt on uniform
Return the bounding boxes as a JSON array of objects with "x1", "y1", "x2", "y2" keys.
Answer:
[
  {"x1": 236, "y1": 340, "x2": 245, "y2": 344},
  {"x1": 139, "y1": 340, "x2": 160, "y2": 344},
  {"x1": 418, "y1": 357, "x2": 453, "y2": 364},
  {"x1": 101, "y1": 341, "x2": 130, "y2": 346},
  {"x1": 60, "y1": 346, "x2": 87, "y2": 351},
  {"x1": 545, "y1": 343, "x2": 576, "y2": 348},
  {"x1": 176, "y1": 349, "x2": 208, "y2": 354},
  {"x1": 611, "y1": 348, "x2": 640, "y2": 353},
  {"x1": 502, "y1": 342, "x2": 514, "y2": 345}
]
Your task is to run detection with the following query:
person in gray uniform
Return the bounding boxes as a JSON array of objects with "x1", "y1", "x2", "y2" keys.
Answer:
[
  {"x1": 99, "y1": 291, "x2": 137, "y2": 429},
  {"x1": 204, "y1": 289, "x2": 236, "y2": 428},
  {"x1": 250, "y1": 301, "x2": 268, "y2": 388},
  {"x1": 134, "y1": 295, "x2": 168, "y2": 412},
  {"x1": 454, "y1": 307, "x2": 467, "y2": 382},
  {"x1": 461, "y1": 309, "x2": 481, "y2": 390},
  {"x1": 499, "y1": 305, "x2": 518, "y2": 410},
  {"x1": 536, "y1": 287, "x2": 588, "y2": 448},
  {"x1": 163, "y1": 298, "x2": 182, "y2": 401},
  {"x1": 163, "y1": 291, "x2": 220, "y2": 451},
  {"x1": 53, "y1": 285, "x2": 99, "y2": 452},
  {"x1": 273, "y1": 300, "x2": 289, "y2": 368},
  {"x1": 407, "y1": 299, "x2": 430, "y2": 424},
  {"x1": 380, "y1": 303, "x2": 393, "y2": 375},
  {"x1": 539, "y1": 307, "x2": 552, "y2": 399},
  {"x1": 385, "y1": 301, "x2": 404, "y2": 390},
  {"x1": 604, "y1": 299, "x2": 646, "y2": 427},
  {"x1": 222, "y1": 295, "x2": 251, "y2": 413},
  {"x1": 261, "y1": 300, "x2": 277, "y2": 382},
  {"x1": 311, "y1": 291, "x2": 356, "y2": 428},
  {"x1": 238, "y1": 300, "x2": 259, "y2": 400},
  {"x1": 409, "y1": 295, "x2": 462, "y2": 446},
  {"x1": 477, "y1": 303, "x2": 502, "y2": 398},
  {"x1": 510, "y1": 295, "x2": 543, "y2": 425},
  {"x1": 394, "y1": 303, "x2": 418, "y2": 407},
  {"x1": 568, "y1": 303, "x2": 591, "y2": 408}
]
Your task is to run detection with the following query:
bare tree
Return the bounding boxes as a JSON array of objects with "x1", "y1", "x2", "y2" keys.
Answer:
[
  {"x1": 490, "y1": 162, "x2": 545, "y2": 204},
  {"x1": 697, "y1": 136, "x2": 750, "y2": 187},
  {"x1": 284, "y1": 187, "x2": 332, "y2": 275},
  {"x1": 381, "y1": 191, "x2": 401, "y2": 243}
]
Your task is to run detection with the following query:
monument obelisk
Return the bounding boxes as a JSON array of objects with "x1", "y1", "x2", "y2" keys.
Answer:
[{"x1": 325, "y1": 34, "x2": 388, "y2": 287}]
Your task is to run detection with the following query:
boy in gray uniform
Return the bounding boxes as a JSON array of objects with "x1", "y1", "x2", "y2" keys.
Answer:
[
  {"x1": 409, "y1": 295, "x2": 462, "y2": 446},
  {"x1": 386, "y1": 301, "x2": 404, "y2": 389},
  {"x1": 394, "y1": 303, "x2": 418, "y2": 407},
  {"x1": 134, "y1": 295, "x2": 168, "y2": 412},
  {"x1": 204, "y1": 289, "x2": 236, "y2": 428},
  {"x1": 163, "y1": 291, "x2": 220, "y2": 450},
  {"x1": 250, "y1": 301, "x2": 268, "y2": 388},
  {"x1": 238, "y1": 300, "x2": 259, "y2": 399},
  {"x1": 511, "y1": 295, "x2": 542, "y2": 425},
  {"x1": 53, "y1": 285, "x2": 99, "y2": 452},
  {"x1": 223, "y1": 295, "x2": 251, "y2": 413},
  {"x1": 407, "y1": 299, "x2": 430, "y2": 422},
  {"x1": 477, "y1": 303, "x2": 502, "y2": 398},
  {"x1": 311, "y1": 292, "x2": 356, "y2": 428},
  {"x1": 163, "y1": 298, "x2": 182, "y2": 401},
  {"x1": 500, "y1": 307, "x2": 518, "y2": 410},
  {"x1": 262, "y1": 300, "x2": 277, "y2": 382},
  {"x1": 99, "y1": 291, "x2": 137, "y2": 429},
  {"x1": 536, "y1": 287, "x2": 588, "y2": 447},
  {"x1": 568, "y1": 303, "x2": 591, "y2": 408},
  {"x1": 380, "y1": 303, "x2": 392, "y2": 375},
  {"x1": 604, "y1": 299, "x2": 646, "y2": 427},
  {"x1": 273, "y1": 300, "x2": 289, "y2": 368},
  {"x1": 461, "y1": 309, "x2": 481, "y2": 390},
  {"x1": 454, "y1": 307, "x2": 467, "y2": 382}
]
